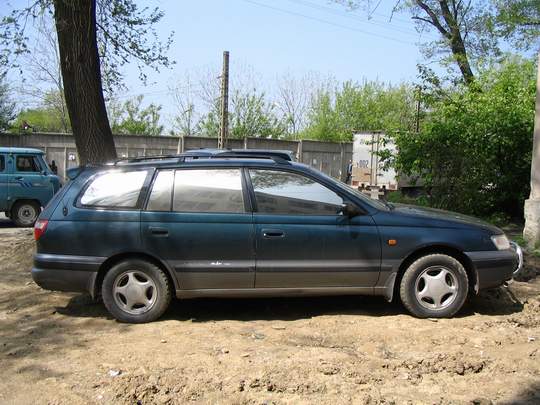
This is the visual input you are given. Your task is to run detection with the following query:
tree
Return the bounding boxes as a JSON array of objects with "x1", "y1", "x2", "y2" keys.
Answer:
[
  {"x1": 229, "y1": 89, "x2": 286, "y2": 139},
  {"x1": 109, "y1": 95, "x2": 163, "y2": 136},
  {"x1": 17, "y1": 16, "x2": 70, "y2": 133},
  {"x1": 0, "y1": 77, "x2": 15, "y2": 130},
  {"x1": 13, "y1": 89, "x2": 70, "y2": 133},
  {"x1": 302, "y1": 80, "x2": 417, "y2": 141},
  {"x1": 336, "y1": 1, "x2": 539, "y2": 84},
  {"x1": 492, "y1": 0, "x2": 540, "y2": 50},
  {"x1": 1, "y1": 0, "x2": 173, "y2": 164},
  {"x1": 390, "y1": 58, "x2": 536, "y2": 217},
  {"x1": 170, "y1": 75, "x2": 200, "y2": 136}
]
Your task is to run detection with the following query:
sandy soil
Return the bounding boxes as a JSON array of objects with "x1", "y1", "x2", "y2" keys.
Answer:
[{"x1": 0, "y1": 222, "x2": 539, "y2": 404}]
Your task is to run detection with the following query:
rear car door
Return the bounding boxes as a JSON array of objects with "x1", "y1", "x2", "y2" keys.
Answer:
[
  {"x1": 9, "y1": 154, "x2": 53, "y2": 205},
  {"x1": 248, "y1": 168, "x2": 380, "y2": 288},
  {"x1": 141, "y1": 167, "x2": 255, "y2": 290}
]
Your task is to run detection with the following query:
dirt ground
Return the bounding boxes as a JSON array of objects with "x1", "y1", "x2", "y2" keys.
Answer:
[{"x1": 0, "y1": 220, "x2": 539, "y2": 405}]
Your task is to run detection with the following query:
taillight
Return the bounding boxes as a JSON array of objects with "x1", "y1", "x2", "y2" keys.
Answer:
[{"x1": 34, "y1": 219, "x2": 49, "y2": 241}]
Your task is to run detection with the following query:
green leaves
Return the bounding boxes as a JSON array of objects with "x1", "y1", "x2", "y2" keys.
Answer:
[
  {"x1": 108, "y1": 95, "x2": 163, "y2": 136},
  {"x1": 302, "y1": 80, "x2": 417, "y2": 141},
  {"x1": 392, "y1": 57, "x2": 536, "y2": 217}
]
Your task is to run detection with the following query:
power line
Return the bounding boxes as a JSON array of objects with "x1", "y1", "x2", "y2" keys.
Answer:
[
  {"x1": 285, "y1": 0, "x2": 436, "y2": 39},
  {"x1": 240, "y1": 0, "x2": 414, "y2": 45}
]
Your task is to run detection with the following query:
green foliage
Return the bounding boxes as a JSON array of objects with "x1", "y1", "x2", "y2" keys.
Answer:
[
  {"x1": 230, "y1": 90, "x2": 286, "y2": 139},
  {"x1": 302, "y1": 80, "x2": 417, "y2": 141},
  {"x1": 14, "y1": 107, "x2": 66, "y2": 133},
  {"x1": 198, "y1": 88, "x2": 287, "y2": 139},
  {"x1": 492, "y1": 0, "x2": 540, "y2": 50},
  {"x1": 391, "y1": 58, "x2": 536, "y2": 218},
  {"x1": 11, "y1": 89, "x2": 69, "y2": 133},
  {"x1": 0, "y1": 77, "x2": 15, "y2": 130},
  {"x1": 109, "y1": 95, "x2": 163, "y2": 136}
]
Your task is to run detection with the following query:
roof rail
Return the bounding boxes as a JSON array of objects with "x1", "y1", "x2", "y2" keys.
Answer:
[{"x1": 113, "y1": 149, "x2": 292, "y2": 165}]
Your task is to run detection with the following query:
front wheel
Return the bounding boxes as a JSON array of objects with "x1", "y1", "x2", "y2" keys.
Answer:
[
  {"x1": 102, "y1": 259, "x2": 172, "y2": 323},
  {"x1": 400, "y1": 254, "x2": 468, "y2": 318}
]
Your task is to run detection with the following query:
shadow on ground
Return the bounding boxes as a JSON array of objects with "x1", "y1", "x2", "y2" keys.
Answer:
[{"x1": 54, "y1": 285, "x2": 525, "y2": 323}]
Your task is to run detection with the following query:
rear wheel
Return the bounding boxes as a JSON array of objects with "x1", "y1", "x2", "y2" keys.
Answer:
[
  {"x1": 400, "y1": 254, "x2": 468, "y2": 318},
  {"x1": 102, "y1": 259, "x2": 172, "y2": 323},
  {"x1": 11, "y1": 201, "x2": 40, "y2": 227}
]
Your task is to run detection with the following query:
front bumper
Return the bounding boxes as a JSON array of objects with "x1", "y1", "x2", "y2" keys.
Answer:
[
  {"x1": 465, "y1": 249, "x2": 520, "y2": 290},
  {"x1": 32, "y1": 254, "x2": 104, "y2": 296}
]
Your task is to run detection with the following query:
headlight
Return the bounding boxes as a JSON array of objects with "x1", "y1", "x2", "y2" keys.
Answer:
[{"x1": 491, "y1": 234, "x2": 510, "y2": 250}]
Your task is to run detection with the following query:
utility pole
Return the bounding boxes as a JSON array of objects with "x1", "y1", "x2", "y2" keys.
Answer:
[
  {"x1": 524, "y1": 52, "x2": 540, "y2": 249},
  {"x1": 218, "y1": 51, "x2": 230, "y2": 149},
  {"x1": 415, "y1": 86, "x2": 421, "y2": 133}
]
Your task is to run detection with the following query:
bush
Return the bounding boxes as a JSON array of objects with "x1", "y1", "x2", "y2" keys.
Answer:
[{"x1": 391, "y1": 58, "x2": 536, "y2": 218}]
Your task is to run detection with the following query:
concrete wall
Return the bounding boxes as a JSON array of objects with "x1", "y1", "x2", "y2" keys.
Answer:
[{"x1": 0, "y1": 133, "x2": 352, "y2": 182}]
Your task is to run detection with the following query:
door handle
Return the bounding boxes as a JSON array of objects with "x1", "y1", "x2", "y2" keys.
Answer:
[
  {"x1": 15, "y1": 176, "x2": 23, "y2": 180},
  {"x1": 149, "y1": 226, "x2": 169, "y2": 236},
  {"x1": 262, "y1": 229, "x2": 285, "y2": 238}
]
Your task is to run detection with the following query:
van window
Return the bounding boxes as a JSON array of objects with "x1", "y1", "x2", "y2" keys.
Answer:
[
  {"x1": 173, "y1": 169, "x2": 244, "y2": 213},
  {"x1": 80, "y1": 170, "x2": 149, "y2": 208},
  {"x1": 16, "y1": 155, "x2": 41, "y2": 172},
  {"x1": 0, "y1": 155, "x2": 4, "y2": 172},
  {"x1": 147, "y1": 170, "x2": 174, "y2": 211},
  {"x1": 249, "y1": 169, "x2": 343, "y2": 215}
]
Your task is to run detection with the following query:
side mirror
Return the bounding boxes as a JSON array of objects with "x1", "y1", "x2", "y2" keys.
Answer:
[{"x1": 339, "y1": 202, "x2": 362, "y2": 218}]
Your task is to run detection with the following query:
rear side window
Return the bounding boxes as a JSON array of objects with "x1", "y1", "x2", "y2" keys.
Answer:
[
  {"x1": 249, "y1": 169, "x2": 344, "y2": 215},
  {"x1": 0, "y1": 155, "x2": 4, "y2": 172},
  {"x1": 16, "y1": 155, "x2": 41, "y2": 172},
  {"x1": 80, "y1": 170, "x2": 149, "y2": 208},
  {"x1": 172, "y1": 169, "x2": 244, "y2": 213}
]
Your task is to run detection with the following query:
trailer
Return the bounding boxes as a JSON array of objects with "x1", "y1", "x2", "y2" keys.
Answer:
[{"x1": 352, "y1": 132, "x2": 398, "y2": 190}]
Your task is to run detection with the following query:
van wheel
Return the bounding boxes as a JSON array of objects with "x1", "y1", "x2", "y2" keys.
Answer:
[
  {"x1": 400, "y1": 254, "x2": 468, "y2": 318},
  {"x1": 12, "y1": 201, "x2": 40, "y2": 227},
  {"x1": 102, "y1": 259, "x2": 172, "y2": 323}
]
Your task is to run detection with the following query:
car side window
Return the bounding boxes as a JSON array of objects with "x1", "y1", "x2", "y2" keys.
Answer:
[
  {"x1": 80, "y1": 170, "x2": 149, "y2": 208},
  {"x1": 16, "y1": 155, "x2": 41, "y2": 172},
  {"x1": 0, "y1": 155, "x2": 4, "y2": 172},
  {"x1": 146, "y1": 170, "x2": 174, "y2": 211},
  {"x1": 249, "y1": 169, "x2": 344, "y2": 215},
  {"x1": 173, "y1": 169, "x2": 245, "y2": 213}
]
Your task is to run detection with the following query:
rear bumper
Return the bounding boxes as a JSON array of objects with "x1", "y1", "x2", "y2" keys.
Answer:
[
  {"x1": 32, "y1": 254, "x2": 104, "y2": 295},
  {"x1": 465, "y1": 249, "x2": 519, "y2": 290}
]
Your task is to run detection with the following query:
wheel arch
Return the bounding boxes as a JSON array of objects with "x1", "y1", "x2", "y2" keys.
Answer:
[
  {"x1": 392, "y1": 244, "x2": 477, "y2": 302},
  {"x1": 10, "y1": 198, "x2": 42, "y2": 212},
  {"x1": 92, "y1": 252, "x2": 178, "y2": 299}
]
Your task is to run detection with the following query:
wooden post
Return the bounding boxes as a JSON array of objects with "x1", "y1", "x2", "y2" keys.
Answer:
[{"x1": 218, "y1": 51, "x2": 230, "y2": 149}]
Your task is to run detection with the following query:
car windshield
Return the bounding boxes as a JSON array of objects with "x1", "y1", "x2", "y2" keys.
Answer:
[{"x1": 310, "y1": 168, "x2": 389, "y2": 211}]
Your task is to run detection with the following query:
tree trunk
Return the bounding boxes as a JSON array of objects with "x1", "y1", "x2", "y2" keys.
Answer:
[
  {"x1": 439, "y1": 1, "x2": 475, "y2": 85},
  {"x1": 53, "y1": 0, "x2": 117, "y2": 165}
]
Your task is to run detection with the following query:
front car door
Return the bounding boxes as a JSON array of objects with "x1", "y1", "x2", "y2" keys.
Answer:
[
  {"x1": 9, "y1": 153, "x2": 53, "y2": 206},
  {"x1": 141, "y1": 167, "x2": 255, "y2": 290},
  {"x1": 248, "y1": 168, "x2": 381, "y2": 289}
]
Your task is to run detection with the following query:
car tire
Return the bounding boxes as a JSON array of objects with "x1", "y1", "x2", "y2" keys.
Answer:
[
  {"x1": 102, "y1": 259, "x2": 172, "y2": 323},
  {"x1": 11, "y1": 200, "x2": 40, "y2": 227},
  {"x1": 400, "y1": 254, "x2": 468, "y2": 318}
]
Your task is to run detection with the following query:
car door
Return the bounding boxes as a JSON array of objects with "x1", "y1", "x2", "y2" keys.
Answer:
[
  {"x1": 248, "y1": 168, "x2": 380, "y2": 289},
  {"x1": 141, "y1": 167, "x2": 255, "y2": 290},
  {"x1": 9, "y1": 154, "x2": 52, "y2": 205},
  {"x1": 0, "y1": 154, "x2": 7, "y2": 211}
]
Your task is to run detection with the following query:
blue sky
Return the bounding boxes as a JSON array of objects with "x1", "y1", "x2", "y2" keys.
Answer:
[
  {"x1": 6, "y1": 0, "x2": 436, "y2": 129},
  {"x1": 118, "y1": 0, "x2": 433, "y2": 128}
]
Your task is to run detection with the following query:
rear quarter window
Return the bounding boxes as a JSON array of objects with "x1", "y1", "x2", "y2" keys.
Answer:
[{"x1": 79, "y1": 170, "x2": 150, "y2": 208}]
